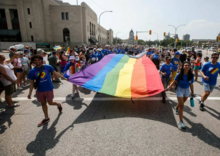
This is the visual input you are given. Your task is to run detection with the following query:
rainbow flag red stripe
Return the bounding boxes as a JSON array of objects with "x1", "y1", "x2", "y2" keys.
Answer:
[{"x1": 68, "y1": 53, "x2": 164, "y2": 98}]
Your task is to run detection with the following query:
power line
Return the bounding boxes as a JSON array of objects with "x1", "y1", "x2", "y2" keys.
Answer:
[{"x1": 91, "y1": 0, "x2": 107, "y2": 10}]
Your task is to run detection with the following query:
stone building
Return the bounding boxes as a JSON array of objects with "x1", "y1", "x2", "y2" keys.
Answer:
[
  {"x1": 0, "y1": 0, "x2": 113, "y2": 49},
  {"x1": 122, "y1": 29, "x2": 136, "y2": 45}
]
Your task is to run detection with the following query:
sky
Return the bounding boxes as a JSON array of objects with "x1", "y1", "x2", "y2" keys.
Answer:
[{"x1": 62, "y1": 0, "x2": 220, "y2": 41}]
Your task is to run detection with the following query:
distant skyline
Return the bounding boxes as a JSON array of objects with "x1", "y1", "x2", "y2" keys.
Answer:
[{"x1": 63, "y1": 0, "x2": 220, "y2": 41}]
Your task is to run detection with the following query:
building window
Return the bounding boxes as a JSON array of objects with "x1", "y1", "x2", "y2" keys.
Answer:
[
  {"x1": 61, "y1": 12, "x2": 65, "y2": 20},
  {"x1": 29, "y1": 22, "x2": 32, "y2": 28},
  {"x1": 31, "y1": 35, "x2": 34, "y2": 41},
  {"x1": 63, "y1": 28, "x2": 70, "y2": 42},
  {"x1": 27, "y1": 8, "x2": 30, "y2": 14},
  {"x1": 66, "y1": 12, "x2": 69, "y2": 20}
]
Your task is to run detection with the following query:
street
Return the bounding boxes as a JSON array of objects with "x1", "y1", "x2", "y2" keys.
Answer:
[{"x1": 0, "y1": 50, "x2": 220, "y2": 156}]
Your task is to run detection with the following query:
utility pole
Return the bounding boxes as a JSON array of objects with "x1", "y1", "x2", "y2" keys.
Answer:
[{"x1": 168, "y1": 24, "x2": 185, "y2": 48}]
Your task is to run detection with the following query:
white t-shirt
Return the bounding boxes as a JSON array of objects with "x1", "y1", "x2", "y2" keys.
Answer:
[{"x1": 43, "y1": 57, "x2": 47, "y2": 64}]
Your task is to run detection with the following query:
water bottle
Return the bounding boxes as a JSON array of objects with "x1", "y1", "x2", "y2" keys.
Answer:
[{"x1": 190, "y1": 97, "x2": 194, "y2": 107}]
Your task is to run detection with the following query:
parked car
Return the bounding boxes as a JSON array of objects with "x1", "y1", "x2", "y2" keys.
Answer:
[{"x1": 208, "y1": 47, "x2": 217, "y2": 52}]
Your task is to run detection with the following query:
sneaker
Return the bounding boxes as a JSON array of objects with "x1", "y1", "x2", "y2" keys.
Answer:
[
  {"x1": 175, "y1": 108, "x2": 179, "y2": 115},
  {"x1": 179, "y1": 121, "x2": 186, "y2": 129},
  {"x1": 162, "y1": 97, "x2": 166, "y2": 103},
  {"x1": 38, "y1": 118, "x2": 50, "y2": 127},
  {"x1": 57, "y1": 103, "x2": 63, "y2": 113},
  {"x1": 71, "y1": 93, "x2": 75, "y2": 98},
  {"x1": 200, "y1": 102, "x2": 205, "y2": 111},
  {"x1": 17, "y1": 86, "x2": 23, "y2": 89}
]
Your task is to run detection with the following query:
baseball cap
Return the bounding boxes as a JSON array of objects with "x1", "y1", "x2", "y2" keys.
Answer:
[{"x1": 175, "y1": 51, "x2": 181, "y2": 55}]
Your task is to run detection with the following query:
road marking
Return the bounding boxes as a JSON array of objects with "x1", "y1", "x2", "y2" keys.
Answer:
[{"x1": 7, "y1": 96, "x2": 220, "y2": 102}]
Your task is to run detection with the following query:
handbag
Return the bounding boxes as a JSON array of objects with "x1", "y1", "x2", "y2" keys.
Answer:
[{"x1": 34, "y1": 65, "x2": 44, "y2": 90}]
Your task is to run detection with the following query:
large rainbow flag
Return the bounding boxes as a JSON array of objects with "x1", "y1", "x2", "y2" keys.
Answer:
[{"x1": 68, "y1": 53, "x2": 164, "y2": 98}]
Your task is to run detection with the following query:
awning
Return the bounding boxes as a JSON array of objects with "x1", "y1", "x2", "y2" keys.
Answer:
[
  {"x1": 89, "y1": 37, "x2": 98, "y2": 43},
  {"x1": 0, "y1": 29, "x2": 20, "y2": 36}
]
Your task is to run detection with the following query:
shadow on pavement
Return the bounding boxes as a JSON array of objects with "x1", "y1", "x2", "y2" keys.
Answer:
[
  {"x1": 78, "y1": 86, "x2": 91, "y2": 95},
  {"x1": 183, "y1": 117, "x2": 220, "y2": 150},
  {"x1": 26, "y1": 114, "x2": 73, "y2": 156},
  {"x1": 205, "y1": 105, "x2": 220, "y2": 120},
  {"x1": 73, "y1": 93, "x2": 177, "y2": 127},
  {"x1": 63, "y1": 94, "x2": 88, "y2": 110},
  {"x1": 0, "y1": 104, "x2": 15, "y2": 134}
]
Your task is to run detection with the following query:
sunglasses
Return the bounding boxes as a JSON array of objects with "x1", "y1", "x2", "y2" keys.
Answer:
[{"x1": 212, "y1": 57, "x2": 219, "y2": 59}]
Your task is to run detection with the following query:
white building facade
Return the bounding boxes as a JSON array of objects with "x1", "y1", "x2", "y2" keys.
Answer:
[{"x1": 0, "y1": 0, "x2": 113, "y2": 49}]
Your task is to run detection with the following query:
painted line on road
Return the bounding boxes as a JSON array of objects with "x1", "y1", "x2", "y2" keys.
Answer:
[{"x1": 8, "y1": 96, "x2": 220, "y2": 102}]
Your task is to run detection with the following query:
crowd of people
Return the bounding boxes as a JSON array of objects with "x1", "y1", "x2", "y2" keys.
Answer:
[{"x1": 0, "y1": 45, "x2": 219, "y2": 129}]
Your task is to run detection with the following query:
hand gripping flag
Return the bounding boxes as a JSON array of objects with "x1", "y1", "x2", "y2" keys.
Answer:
[{"x1": 68, "y1": 52, "x2": 164, "y2": 98}]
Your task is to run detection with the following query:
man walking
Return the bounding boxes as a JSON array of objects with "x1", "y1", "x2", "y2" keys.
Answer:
[
  {"x1": 27, "y1": 54, "x2": 68, "y2": 127},
  {"x1": 199, "y1": 52, "x2": 220, "y2": 111}
]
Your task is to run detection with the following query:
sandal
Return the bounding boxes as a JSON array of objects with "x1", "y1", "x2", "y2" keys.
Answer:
[{"x1": 8, "y1": 103, "x2": 20, "y2": 108}]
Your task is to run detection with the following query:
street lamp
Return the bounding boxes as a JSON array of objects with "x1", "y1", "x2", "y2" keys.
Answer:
[
  {"x1": 99, "y1": 11, "x2": 113, "y2": 45},
  {"x1": 153, "y1": 32, "x2": 159, "y2": 47},
  {"x1": 116, "y1": 32, "x2": 121, "y2": 45},
  {"x1": 168, "y1": 24, "x2": 185, "y2": 48}
]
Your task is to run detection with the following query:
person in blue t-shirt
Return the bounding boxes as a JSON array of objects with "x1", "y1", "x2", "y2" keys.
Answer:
[
  {"x1": 199, "y1": 52, "x2": 220, "y2": 111},
  {"x1": 146, "y1": 48, "x2": 152, "y2": 57},
  {"x1": 169, "y1": 51, "x2": 181, "y2": 87},
  {"x1": 88, "y1": 51, "x2": 97, "y2": 64},
  {"x1": 27, "y1": 55, "x2": 68, "y2": 127},
  {"x1": 167, "y1": 61, "x2": 194, "y2": 129},
  {"x1": 97, "y1": 50, "x2": 104, "y2": 61},
  {"x1": 151, "y1": 50, "x2": 161, "y2": 70},
  {"x1": 160, "y1": 56, "x2": 173, "y2": 103}
]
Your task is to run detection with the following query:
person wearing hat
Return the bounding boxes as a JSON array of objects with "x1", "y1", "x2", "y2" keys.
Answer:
[
  {"x1": 20, "y1": 51, "x2": 30, "y2": 87},
  {"x1": 63, "y1": 56, "x2": 80, "y2": 98},
  {"x1": 169, "y1": 50, "x2": 181, "y2": 87}
]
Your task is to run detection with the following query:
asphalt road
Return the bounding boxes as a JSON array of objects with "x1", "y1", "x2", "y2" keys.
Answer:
[{"x1": 0, "y1": 50, "x2": 220, "y2": 156}]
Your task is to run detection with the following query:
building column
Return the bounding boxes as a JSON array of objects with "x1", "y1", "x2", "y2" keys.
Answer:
[{"x1": 5, "y1": 8, "x2": 12, "y2": 30}]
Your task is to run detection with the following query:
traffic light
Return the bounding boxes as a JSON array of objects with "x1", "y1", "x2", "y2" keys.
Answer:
[
  {"x1": 176, "y1": 38, "x2": 178, "y2": 42},
  {"x1": 164, "y1": 32, "x2": 166, "y2": 36},
  {"x1": 218, "y1": 36, "x2": 220, "y2": 42},
  {"x1": 135, "y1": 36, "x2": 138, "y2": 41},
  {"x1": 149, "y1": 30, "x2": 152, "y2": 35}
]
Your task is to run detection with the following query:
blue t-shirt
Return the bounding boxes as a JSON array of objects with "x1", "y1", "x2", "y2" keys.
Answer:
[
  {"x1": 160, "y1": 63, "x2": 174, "y2": 78},
  {"x1": 28, "y1": 65, "x2": 54, "y2": 92},
  {"x1": 93, "y1": 51, "x2": 97, "y2": 55},
  {"x1": 121, "y1": 50, "x2": 125, "y2": 54},
  {"x1": 152, "y1": 54, "x2": 160, "y2": 60},
  {"x1": 89, "y1": 54, "x2": 97, "y2": 62},
  {"x1": 201, "y1": 62, "x2": 220, "y2": 85},
  {"x1": 97, "y1": 53, "x2": 103, "y2": 61},
  {"x1": 147, "y1": 51, "x2": 152, "y2": 56},
  {"x1": 174, "y1": 73, "x2": 194, "y2": 89},
  {"x1": 108, "y1": 51, "x2": 113, "y2": 54},
  {"x1": 171, "y1": 57, "x2": 180, "y2": 71}
]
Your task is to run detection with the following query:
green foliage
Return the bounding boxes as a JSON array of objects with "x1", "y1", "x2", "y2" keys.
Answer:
[{"x1": 113, "y1": 38, "x2": 122, "y2": 44}]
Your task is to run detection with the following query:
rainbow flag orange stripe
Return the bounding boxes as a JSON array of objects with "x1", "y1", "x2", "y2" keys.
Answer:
[{"x1": 211, "y1": 68, "x2": 218, "y2": 74}]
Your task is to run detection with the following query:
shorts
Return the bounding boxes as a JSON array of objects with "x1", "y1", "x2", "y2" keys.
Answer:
[
  {"x1": 203, "y1": 83, "x2": 215, "y2": 93},
  {"x1": 176, "y1": 86, "x2": 190, "y2": 97},
  {"x1": 23, "y1": 69, "x2": 30, "y2": 77},
  {"x1": 36, "y1": 90, "x2": 54, "y2": 102},
  {"x1": 4, "y1": 83, "x2": 16, "y2": 95},
  {"x1": 194, "y1": 65, "x2": 200, "y2": 70},
  {"x1": 16, "y1": 68, "x2": 23, "y2": 73}
]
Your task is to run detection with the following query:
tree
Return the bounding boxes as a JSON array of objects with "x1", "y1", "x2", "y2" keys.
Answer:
[
  {"x1": 113, "y1": 37, "x2": 122, "y2": 44},
  {"x1": 137, "y1": 39, "x2": 145, "y2": 45}
]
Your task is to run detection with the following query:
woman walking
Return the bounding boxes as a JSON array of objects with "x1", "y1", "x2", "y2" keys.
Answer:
[
  {"x1": 167, "y1": 61, "x2": 194, "y2": 129},
  {"x1": 13, "y1": 53, "x2": 23, "y2": 89}
]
